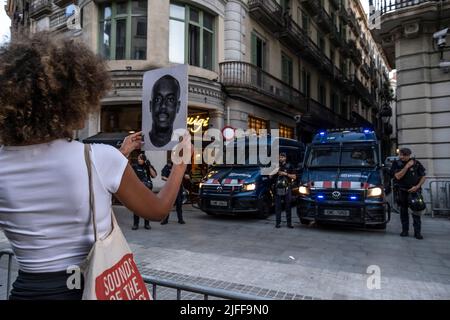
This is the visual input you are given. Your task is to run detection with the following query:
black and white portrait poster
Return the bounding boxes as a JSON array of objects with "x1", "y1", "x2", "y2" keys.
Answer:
[{"x1": 142, "y1": 65, "x2": 188, "y2": 151}]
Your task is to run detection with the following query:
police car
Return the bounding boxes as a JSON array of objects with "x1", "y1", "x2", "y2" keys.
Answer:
[{"x1": 296, "y1": 128, "x2": 391, "y2": 229}]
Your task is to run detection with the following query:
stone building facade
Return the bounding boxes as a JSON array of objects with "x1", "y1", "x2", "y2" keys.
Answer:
[
  {"x1": 6, "y1": 0, "x2": 392, "y2": 190},
  {"x1": 370, "y1": 0, "x2": 450, "y2": 213}
]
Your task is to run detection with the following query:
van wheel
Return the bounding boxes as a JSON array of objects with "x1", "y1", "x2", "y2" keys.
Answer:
[
  {"x1": 300, "y1": 218, "x2": 310, "y2": 225},
  {"x1": 257, "y1": 196, "x2": 272, "y2": 219},
  {"x1": 205, "y1": 211, "x2": 215, "y2": 216}
]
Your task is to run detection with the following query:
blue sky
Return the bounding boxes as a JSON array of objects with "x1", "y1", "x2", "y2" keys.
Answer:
[{"x1": 0, "y1": 0, "x2": 10, "y2": 44}]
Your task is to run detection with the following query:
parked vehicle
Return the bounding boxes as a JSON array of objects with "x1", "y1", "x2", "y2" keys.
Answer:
[
  {"x1": 384, "y1": 156, "x2": 399, "y2": 171},
  {"x1": 198, "y1": 137, "x2": 305, "y2": 218},
  {"x1": 296, "y1": 128, "x2": 391, "y2": 229}
]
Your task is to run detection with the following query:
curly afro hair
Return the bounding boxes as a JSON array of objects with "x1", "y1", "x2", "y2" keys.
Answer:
[{"x1": 0, "y1": 32, "x2": 111, "y2": 145}]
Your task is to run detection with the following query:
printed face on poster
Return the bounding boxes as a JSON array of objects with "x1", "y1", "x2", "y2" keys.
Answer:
[{"x1": 142, "y1": 65, "x2": 188, "y2": 151}]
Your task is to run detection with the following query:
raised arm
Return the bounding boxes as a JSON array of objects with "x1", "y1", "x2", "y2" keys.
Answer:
[
  {"x1": 115, "y1": 131, "x2": 192, "y2": 221},
  {"x1": 394, "y1": 160, "x2": 414, "y2": 181},
  {"x1": 114, "y1": 163, "x2": 187, "y2": 221}
]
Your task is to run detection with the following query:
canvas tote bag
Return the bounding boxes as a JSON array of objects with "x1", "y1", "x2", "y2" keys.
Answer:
[{"x1": 81, "y1": 144, "x2": 151, "y2": 300}]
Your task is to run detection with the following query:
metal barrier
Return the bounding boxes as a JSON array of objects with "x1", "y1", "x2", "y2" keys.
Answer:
[
  {"x1": 0, "y1": 249, "x2": 267, "y2": 300},
  {"x1": 0, "y1": 249, "x2": 14, "y2": 300},
  {"x1": 142, "y1": 275, "x2": 269, "y2": 300},
  {"x1": 429, "y1": 180, "x2": 450, "y2": 217}
]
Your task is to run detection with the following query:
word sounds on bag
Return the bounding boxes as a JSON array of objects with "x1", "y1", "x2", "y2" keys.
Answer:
[{"x1": 95, "y1": 253, "x2": 150, "y2": 300}]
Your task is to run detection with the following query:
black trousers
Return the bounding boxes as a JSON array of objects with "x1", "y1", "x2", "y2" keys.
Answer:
[
  {"x1": 134, "y1": 183, "x2": 151, "y2": 226},
  {"x1": 133, "y1": 215, "x2": 150, "y2": 226},
  {"x1": 162, "y1": 187, "x2": 184, "y2": 223},
  {"x1": 275, "y1": 188, "x2": 292, "y2": 225},
  {"x1": 398, "y1": 190, "x2": 421, "y2": 234},
  {"x1": 9, "y1": 270, "x2": 84, "y2": 300}
]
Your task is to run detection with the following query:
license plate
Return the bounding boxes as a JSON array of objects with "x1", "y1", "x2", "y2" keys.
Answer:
[
  {"x1": 210, "y1": 200, "x2": 228, "y2": 207},
  {"x1": 324, "y1": 209, "x2": 350, "y2": 216}
]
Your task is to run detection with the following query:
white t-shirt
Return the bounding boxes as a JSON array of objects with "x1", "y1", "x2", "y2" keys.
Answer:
[{"x1": 0, "y1": 139, "x2": 128, "y2": 273}]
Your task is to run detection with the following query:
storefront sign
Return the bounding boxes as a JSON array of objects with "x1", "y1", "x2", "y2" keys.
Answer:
[{"x1": 188, "y1": 115, "x2": 210, "y2": 133}]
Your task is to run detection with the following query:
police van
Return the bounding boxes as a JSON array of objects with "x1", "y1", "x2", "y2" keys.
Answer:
[
  {"x1": 198, "y1": 136, "x2": 305, "y2": 218},
  {"x1": 296, "y1": 128, "x2": 391, "y2": 229}
]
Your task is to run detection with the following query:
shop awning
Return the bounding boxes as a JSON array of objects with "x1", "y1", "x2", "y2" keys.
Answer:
[{"x1": 83, "y1": 132, "x2": 129, "y2": 148}]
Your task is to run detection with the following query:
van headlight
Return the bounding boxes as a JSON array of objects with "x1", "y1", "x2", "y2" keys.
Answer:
[
  {"x1": 299, "y1": 186, "x2": 310, "y2": 196},
  {"x1": 243, "y1": 183, "x2": 256, "y2": 191},
  {"x1": 367, "y1": 187, "x2": 383, "y2": 198}
]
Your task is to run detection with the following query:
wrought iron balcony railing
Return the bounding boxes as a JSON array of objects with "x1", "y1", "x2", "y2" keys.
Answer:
[
  {"x1": 280, "y1": 17, "x2": 334, "y2": 77},
  {"x1": 219, "y1": 61, "x2": 307, "y2": 113},
  {"x1": 54, "y1": 0, "x2": 73, "y2": 8},
  {"x1": 348, "y1": 39, "x2": 362, "y2": 65},
  {"x1": 330, "y1": 0, "x2": 340, "y2": 10},
  {"x1": 329, "y1": 26, "x2": 344, "y2": 48},
  {"x1": 300, "y1": 0, "x2": 321, "y2": 15},
  {"x1": 307, "y1": 98, "x2": 353, "y2": 127},
  {"x1": 374, "y1": 0, "x2": 438, "y2": 15},
  {"x1": 360, "y1": 63, "x2": 371, "y2": 79},
  {"x1": 248, "y1": 0, "x2": 284, "y2": 33},
  {"x1": 29, "y1": 0, "x2": 52, "y2": 19},
  {"x1": 352, "y1": 75, "x2": 374, "y2": 107},
  {"x1": 316, "y1": 5, "x2": 333, "y2": 33},
  {"x1": 301, "y1": 0, "x2": 332, "y2": 33},
  {"x1": 339, "y1": 5, "x2": 350, "y2": 24},
  {"x1": 347, "y1": 9, "x2": 362, "y2": 35},
  {"x1": 49, "y1": 10, "x2": 73, "y2": 30}
]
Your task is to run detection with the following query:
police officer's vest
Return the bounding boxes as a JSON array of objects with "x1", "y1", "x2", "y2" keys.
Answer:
[{"x1": 395, "y1": 160, "x2": 422, "y2": 189}]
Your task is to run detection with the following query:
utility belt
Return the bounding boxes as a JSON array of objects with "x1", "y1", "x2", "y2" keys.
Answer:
[
  {"x1": 393, "y1": 185, "x2": 422, "y2": 206},
  {"x1": 143, "y1": 179, "x2": 153, "y2": 190},
  {"x1": 274, "y1": 180, "x2": 293, "y2": 196}
]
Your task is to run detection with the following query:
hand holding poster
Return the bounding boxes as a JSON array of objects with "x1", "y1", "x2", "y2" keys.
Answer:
[{"x1": 142, "y1": 65, "x2": 188, "y2": 150}]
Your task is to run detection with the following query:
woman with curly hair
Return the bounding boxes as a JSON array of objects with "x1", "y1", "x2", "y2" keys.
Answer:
[{"x1": 0, "y1": 32, "x2": 190, "y2": 300}]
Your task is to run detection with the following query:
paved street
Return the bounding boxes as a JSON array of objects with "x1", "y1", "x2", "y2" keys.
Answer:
[{"x1": 1, "y1": 205, "x2": 450, "y2": 300}]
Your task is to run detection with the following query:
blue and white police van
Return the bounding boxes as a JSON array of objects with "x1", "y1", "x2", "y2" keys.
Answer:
[
  {"x1": 198, "y1": 136, "x2": 305, "y2": 219},
  {"x1": 296, "y1": 128, "x2": 391, "y2": 229}
]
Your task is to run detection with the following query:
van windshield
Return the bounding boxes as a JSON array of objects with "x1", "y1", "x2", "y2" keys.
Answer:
[{"x1": 307, "y1": 144, "x2": 378, "y2": 168}]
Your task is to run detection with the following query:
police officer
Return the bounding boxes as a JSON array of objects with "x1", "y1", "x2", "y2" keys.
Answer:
[
  {"x1": 131, "y1": 153, "x2": 157, "y2": 230},
  {"x1": 160, "y1": 160, "x2": 189, "y2": 225},
  {"x1": 272, "y1": 152, "x2": 297, "y2": 229},
  {"x1": 390, "y1": 148, "x2": 426, "y2": 239}
]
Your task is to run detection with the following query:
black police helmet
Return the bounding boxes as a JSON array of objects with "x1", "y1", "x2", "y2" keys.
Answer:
[{"x1": 408, "y1": 192, "x2": 426, "y2": 212}]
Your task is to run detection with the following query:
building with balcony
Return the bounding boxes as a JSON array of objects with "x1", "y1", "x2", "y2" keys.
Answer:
[
  {"x1": 5, "y1": 0, "x2": 393, "y2": 187},
  {"x1": 370, "y1": 0, "x2": 450, "y2": 193}
]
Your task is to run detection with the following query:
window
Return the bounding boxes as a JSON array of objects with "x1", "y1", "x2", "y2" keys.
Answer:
[
  {"x1": 330, "y1": 48, "x2": 335, "y2": 65},
  {"x1": 341, "y1": 98, "x2": 348, "y2": 119},
  {"x1": 169, "y1": 3, "x2": 215, "y2": 70},
  {"x1": 330, "y1": 92, "x2": 339, "y2": 114},
  {"x1": 318, "y1": 82, "x2": 326, "y2": 106},
  {"x1": 251, "y1": 32, "x2": 266, "y2": 69},
  {"x1": 248, "y1": 115, "x2": 268, "y2": 135},
  {"x1": 99, "y1": 0, "x2": 147, "y2": 60},
  {"x1": 281, "y1": 53, "x2": 293, "y2": 86},
  {"x1": 302, "y1": 68, "x2": 311, "y2": 97},
  {"x1": 331, "y1": 11, "x2": 336, "y2": 28},
  {"x1": 301, "y1": 10, "x2": 309, "y2": 35},
  {"x1": 278, "y1": 0, "x2": 290, "y2": 13},
  {"x1": 279, "y1": 124, "x2": 294, "y2": 139},
  {"x1": 318, "y1": 33, "x2": 326, "y2": 54}
]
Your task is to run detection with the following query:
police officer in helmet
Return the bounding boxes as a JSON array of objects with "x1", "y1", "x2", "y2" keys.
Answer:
[
  {"x1": 390, "y1": 148, "x2": 427, "y2": 239},
  {"x1": 271, "y1": 152, "x2": 297, "y2": 229}
]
